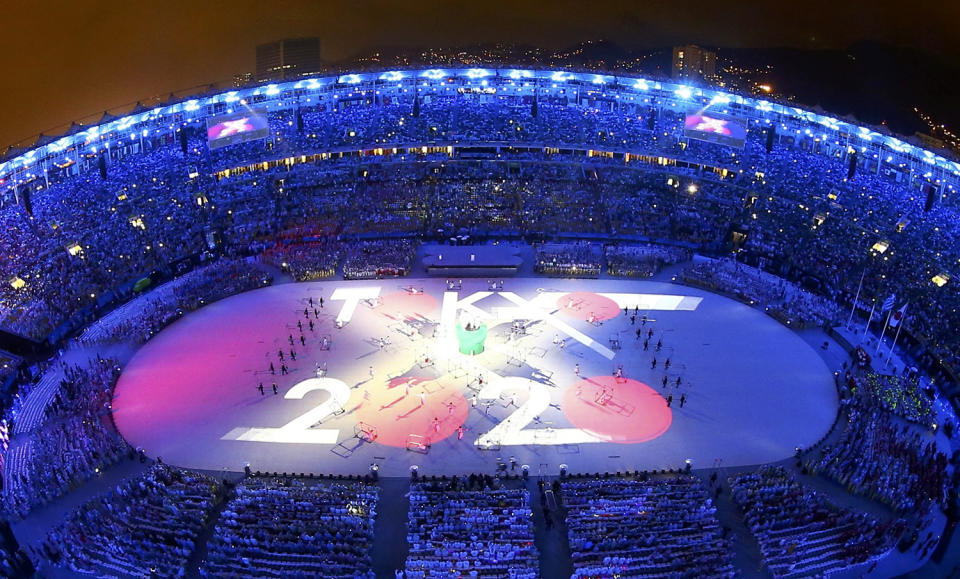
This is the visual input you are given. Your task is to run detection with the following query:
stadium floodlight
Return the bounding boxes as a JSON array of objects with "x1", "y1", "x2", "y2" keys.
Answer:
[
  {"x1": 507, "y1": 69, "x2": 532, "y2": 80},
  {"x1": 265, "y1": 84, "x2": 281, "y2": 96},
  {"x1": 466, "y1": 68, "x2": 491, "y2": 79},
  {"x1": 421, "y1": 69, "x2": 446, "y2": 80},
  {"x1": 551, "y1": 71, "x2": 572, "y2": 82},
  {"x1": 592, "y1": 74, "x2": 606, "y2": 85},
  {"x1": 675, "y1": 86, "x2": 693, "y2": 100},
  {"x1": 710, "y1": 93, "x2": 731, "y2": 105},
  {"x1": 380, "y1": 71, "x2": 404, "y2": 82},
  {"x1": 339, "y1": 74, "x2": 362, "y2": 85},
  {"x1": 224, "y1": 91, "x2": 240, "y2": 103},
  {"x1": 633, "y1": 79, "x2": 649, "y2": 91},
  {"x1": 116, "y1": 116, "x2": 136, "y2": 130},
  {"x1": 184, "y1": 100, "x2": 200, "y2": 112},
  {"x1": 50, "y1": 137, "x2": 70, "y2": 153}
]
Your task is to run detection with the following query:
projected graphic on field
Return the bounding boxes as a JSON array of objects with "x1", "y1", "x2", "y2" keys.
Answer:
[{"x1": 112, "y1": 278, "x2": 837, "y2": 476}]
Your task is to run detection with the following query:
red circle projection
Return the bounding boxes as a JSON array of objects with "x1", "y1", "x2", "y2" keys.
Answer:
[
  {"x1": 556, "y1": 291, "x2": 621, "y2": 322},
  {"x1": 353, "y1": 376, "x2": 468, "y2": 447},
  {"x1": 562, "y1": 376, "x2": 672, "y2": 443}
]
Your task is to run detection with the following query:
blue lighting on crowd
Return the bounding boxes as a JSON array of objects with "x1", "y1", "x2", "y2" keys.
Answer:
[
  {"x1": 710, "y1": 93, "x2": 731, "y2": 105},
  {"x1": 2, "y1": 66, "x2": 959, "y2": 183}
]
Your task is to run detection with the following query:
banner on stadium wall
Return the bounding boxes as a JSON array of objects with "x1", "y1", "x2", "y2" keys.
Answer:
[
  {"x1": 206, "y1": 109, "x2": 269, "y2": 149},
  {"x1": 683, "y1": 113, "x2": 747, "y2": 148}
]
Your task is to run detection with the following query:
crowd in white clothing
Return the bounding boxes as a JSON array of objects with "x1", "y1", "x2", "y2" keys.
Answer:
[
  {"x1": 203, "y1": 477, "x2": 377, "y2": 578},
  {"x1": 41, "y1": 464, "x2": 221, "y2": 577},
  {"x1": 604, "y1": 243, "x2": 691, "y2": 278},
  {"x1": 563, "y1": 475, "x2": 736, "y2": 578},
  {"x1": 534, "y1": 242, "x2": 602, "y2": 278},
  {"x1": 342, "y1": 239, "x2": 418, "y2": 280},
  {"x1": 679, "y1": 258, "x2": 840, "y2": 328},
  {"x1": 405, "y1": 477, "x2": 539, "y2": 578}
]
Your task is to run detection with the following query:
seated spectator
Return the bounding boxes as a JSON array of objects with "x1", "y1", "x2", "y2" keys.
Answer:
[
  {"x1": 563, "y1": 474, "x2": 736, "y2": 578},
  {"x1": 405, "y1": 477, "x2": 539, "y2": 578},
  {"x1": 730, "y1": 466, "x2": 903, "y2": 577},
  {"x1": 203, "y1": 476, "x2": 378, "y2": 578},
  {"x1": 41, "y1": 464, "x2": 221, "y2": 577}
]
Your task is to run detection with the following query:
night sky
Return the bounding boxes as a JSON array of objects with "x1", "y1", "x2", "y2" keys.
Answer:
[{"x1": 1, "y1": 0, "x2": 957, "y2": 149}]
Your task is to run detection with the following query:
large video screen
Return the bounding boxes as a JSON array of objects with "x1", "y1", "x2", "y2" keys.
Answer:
[
  {"x1": 206, "y1": 109, "x2": 270, "y2": 149},
  {"x1": 683, "y1": 113, "x2": 747, "y2": 148}
]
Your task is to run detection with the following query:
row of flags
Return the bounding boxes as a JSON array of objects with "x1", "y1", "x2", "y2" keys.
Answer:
[
  {"x1": 879, "y1": 293, "x2": 908, "y2": 328},
  {"x1": 847, "y1": 272, "x2": 911, "y2": 363}
]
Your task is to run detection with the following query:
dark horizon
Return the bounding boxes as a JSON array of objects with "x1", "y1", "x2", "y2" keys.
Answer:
[{"x1": 1, "y1": 1, "x2": 958, "y2": 149}]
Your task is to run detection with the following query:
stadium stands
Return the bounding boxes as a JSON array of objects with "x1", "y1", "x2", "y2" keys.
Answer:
[{"x1": 0, "y1": 66, "x2": 956, "y2": 578}]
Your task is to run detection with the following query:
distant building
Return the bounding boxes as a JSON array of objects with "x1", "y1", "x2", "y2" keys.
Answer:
[
  {"x1": 914, "y1": 132, "x2": 947, "y2": 151},
  {"x1": 233, "y1": 72, "x2": 253, "y2": 87},
  {"x1": 672, "y1": 45, "x2": 717, "y2": 83},
  {"x1": 256, "y1": 38, "x2": 322, "y2": 81}
]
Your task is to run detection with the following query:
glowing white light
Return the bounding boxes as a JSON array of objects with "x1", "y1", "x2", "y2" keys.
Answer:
[
  {"x1": 675, "y1": 86, "x2": 693, "y2": 99},
  {"x1": 421, "y1": 69, "x2": 445, "y2": 80},
  {"x1": 380, "y1": 71, "x2": 404, "y2": 82}
]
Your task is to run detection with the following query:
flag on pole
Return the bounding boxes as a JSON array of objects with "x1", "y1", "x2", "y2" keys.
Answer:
[
  {"x1": 888, "y1": 303, "x2": 908, "y2": 328},
  {"x1": 881, "y1": 293, "x2": 896, "y2": 312}
]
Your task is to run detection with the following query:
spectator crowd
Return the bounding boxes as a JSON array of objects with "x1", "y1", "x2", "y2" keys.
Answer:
[
  {"x1": 405, "y1": 477, "x2": 539, "y2": 578},
  {"x1": 203, "y1": 477, "x2": 378, "y2": 578},
  {"x1": 563, "y1": 475, "x2": 736, "y2": 578}
]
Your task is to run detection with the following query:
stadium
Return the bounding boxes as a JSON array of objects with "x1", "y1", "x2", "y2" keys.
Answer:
[{"x1": 0, "y1": 66, "x2": 958, "y2": 577}]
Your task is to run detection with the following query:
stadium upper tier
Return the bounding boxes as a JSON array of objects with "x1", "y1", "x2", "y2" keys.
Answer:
[{"x1": 1, "y1": 67, "x2": 958, "y2": 191}]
